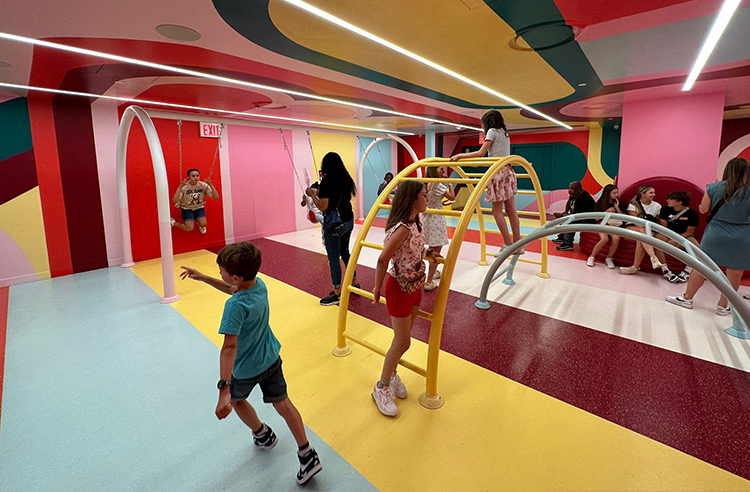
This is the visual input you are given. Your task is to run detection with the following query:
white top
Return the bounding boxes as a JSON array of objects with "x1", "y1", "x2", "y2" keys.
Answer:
[
  {"x1": 485, "y1": 128, "x2": 510, "y2": 158},
  {"x1": 627, "y1": 200, "x2": 661, "y2": 218}
]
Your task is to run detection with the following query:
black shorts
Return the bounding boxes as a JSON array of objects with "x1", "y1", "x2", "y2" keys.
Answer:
[{"x1": 230, "y1": 357, "x2": 288, "y2": 404}]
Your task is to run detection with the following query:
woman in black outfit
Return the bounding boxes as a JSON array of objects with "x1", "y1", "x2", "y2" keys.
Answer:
[{"x1": 306, "y1": 152, "x2": 359, "y2": 306}]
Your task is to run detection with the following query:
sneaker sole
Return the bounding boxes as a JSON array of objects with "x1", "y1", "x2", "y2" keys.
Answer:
[
  {"x1": 320, "y1": 300, "x2": 340, "y2": 306},
  {"x1": 296, "y1": 462, "x2": 323, "y2": 484},
  {"x1": 666, "y1": 297, "x2": 693, "y2": 309}
]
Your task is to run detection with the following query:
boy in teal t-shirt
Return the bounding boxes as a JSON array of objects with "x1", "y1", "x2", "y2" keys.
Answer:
[{"x1": 181, "y1": 242, "x2": 321, "y2": 485}]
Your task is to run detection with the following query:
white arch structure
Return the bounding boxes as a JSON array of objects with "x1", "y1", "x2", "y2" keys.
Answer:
[
  {"x1": 357, "y1": 134, "x2": 420, "y2": 219},
  {"x1": 116, "y1": 105, "x2": 180, "y2": 304}
]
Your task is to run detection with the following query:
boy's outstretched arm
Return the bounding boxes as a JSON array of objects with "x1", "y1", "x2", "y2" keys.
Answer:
[
  {"x1": 180, "y1": 267, "x2": 237, "y2": 294},
  {"x1": 216, "y1": 334, "x2": 237, "y2": 420}
]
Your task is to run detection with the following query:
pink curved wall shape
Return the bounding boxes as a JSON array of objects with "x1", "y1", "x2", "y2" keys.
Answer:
[
  {"x1": 618, "y1": 92, "x2": 724, "y2": 191},
  {"x1": 227, "y1": 126, "x2": 296, "y2": 242}
]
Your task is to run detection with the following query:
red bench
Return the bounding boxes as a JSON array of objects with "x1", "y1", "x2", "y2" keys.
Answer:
[{"x1": 579, "y1": 177, "x2": 707, "y2": 272}]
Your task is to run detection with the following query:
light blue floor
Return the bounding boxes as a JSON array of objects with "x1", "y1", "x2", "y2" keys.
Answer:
[{"x1": 0, "y1": 268, "x2": 376, "y2": 492}]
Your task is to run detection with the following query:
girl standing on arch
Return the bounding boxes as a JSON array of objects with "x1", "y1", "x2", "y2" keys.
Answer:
[
  {"x1": 450, "y1": 109, "x2": 522, "y2": 255},
  {"x1": 171, "y1": 168, "x2": 219, "y2": 234}
]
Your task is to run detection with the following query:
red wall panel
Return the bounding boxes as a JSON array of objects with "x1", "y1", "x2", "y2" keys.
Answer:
[{"x1": 123, "y1": 118, "x2": 226, "y2": 262}]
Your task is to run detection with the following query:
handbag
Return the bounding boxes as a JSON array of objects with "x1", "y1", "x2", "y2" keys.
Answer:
[
  {"x1": 322, "y1": 194, "x2": 345, "y2": 236},
  {"x1": 705, "y1": 198, "x2": 725, "y2": 223},
  {"x1": 395, "y1": 260, "x2": 426, "y2": 294}
]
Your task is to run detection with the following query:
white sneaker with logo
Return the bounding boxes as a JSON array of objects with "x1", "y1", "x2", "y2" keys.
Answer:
[
  {"x1": 390, "y1": 373, "x2": 408, "y2": 399},
  {"x1": 605, "y1": 258, "x2": 615, "y2": 269},
  {"x1": 199, "y1": 226, "x2": 207, "y2": 234},
  {"x1": 586, "y1": 256, "x2": 595, "y2": 267},
  {"x1": 371, "y1": 384, "x2": 398, "y2": 416}
]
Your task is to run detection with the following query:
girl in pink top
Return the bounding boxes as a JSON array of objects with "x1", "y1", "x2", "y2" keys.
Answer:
[{"x1": 371, "y1": 181, "x2": 439, "y2": 417}]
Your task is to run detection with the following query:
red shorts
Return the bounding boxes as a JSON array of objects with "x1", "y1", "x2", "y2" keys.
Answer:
[{"x1": 385, "y1": 274, "x2": 422, "y2": 318}]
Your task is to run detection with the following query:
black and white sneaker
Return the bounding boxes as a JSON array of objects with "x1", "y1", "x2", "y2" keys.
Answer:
[
  {"x1": 296, "y1": 447, "x2": 322, "y2": 484},
  {"x1": 551, "y1": 237, "x2": 564, "y2": 244},
  {"x1": 320, "y1": 291, "x2": 340, "y2": 306},
  {"x1": 253, "y1": 424, "x2": 278, "y2": 450},
  {"x1": 675, "y1": 271, "x2": 690, "y2": 283},
  {"x1": 663, "y1": 271, "x2": 679, "y2": 283},
  {"x1": 556, "y1": 244, "x2": 574, "y2": 251}
]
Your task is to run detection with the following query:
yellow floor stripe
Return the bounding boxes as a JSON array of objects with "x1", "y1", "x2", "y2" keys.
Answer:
[{"x1": 131, "y1": 251, "x2": 750, "y2": 491}]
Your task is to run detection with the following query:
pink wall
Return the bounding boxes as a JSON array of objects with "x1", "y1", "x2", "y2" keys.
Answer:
[
  {"x1": 618, "y1": 92, "x2": 725, "y2": 190},
  {"x1": 228, "y1": 126, "x2": 296, "y2": 242}
]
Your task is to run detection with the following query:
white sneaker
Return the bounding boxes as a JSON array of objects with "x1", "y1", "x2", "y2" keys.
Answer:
[
  {"x1": 423, "y1": 281, "x2": 437, "y2": 292},
  {"x1": 170, "y1": 217, "x2": 176, "y2": 227},
  {"x1": 605, "y1": 258, "x2": 615, "y2": 269},
  {"x1": 650, "y1": 256, "x2": 662, "y2": 269},
  {"x1": 666, "y1": 295, "x2": 693, "y2": 309},
  {"x1": 620, "y1": 266, "x2": 638, "y2": 275},
  {"x1": 586, "y1": 256, "x2": 595, "y2": 267},
  {"x1": 716, "y1": 305, "x2": 732, "y2": 316},
  {"x1": 433, "y1": 269, "x2": 441, "y2": 279},
  {"x1": 371, "y1": 385, "x2": 398, "y2": 416},
  {"x1": 743, "y1": 293, "x2": 750, "y2": 300},
  {"x1": 199, "y1": 226, "x2": 207, "y2": 234},
  {"x1": 390, "y1": 373, "x2": 408, "y2": 399},
  {"x1": 494, "y1": 245, "x2": 509, "y2": 257}
]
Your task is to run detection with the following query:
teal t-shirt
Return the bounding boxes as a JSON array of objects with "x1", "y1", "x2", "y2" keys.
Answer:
[{"x1": 218, "y1": 277, "x2": 281, "y2": 379}]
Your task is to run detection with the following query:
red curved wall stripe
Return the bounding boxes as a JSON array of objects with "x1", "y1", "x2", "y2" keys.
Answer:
[
  {"x1": 123, "y1": 117, "x2": 225, "y2": 262},
  {"x1": 27, "y1": 94, "x2": 72, "y2": 277},
  {"x1": 53, "y1": 96, "x2": 109, "y2": 273}
]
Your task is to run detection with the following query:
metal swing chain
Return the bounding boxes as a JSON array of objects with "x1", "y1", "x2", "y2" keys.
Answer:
[
  {"x1": 357, "y1": 136, "x2": 382, "y2": 182},
  {"x1": 306, "y1": 130, "x2": 319, "y2": 176},
  {"x1": 177, "y1": 120, "x2": 183, "y2": 178},
  {"x1": 207, "y1": 123, "x2": 225, "y2": 180},
  {"x1": 280, "y1": 129, "x2": 307, "y2": 193}
]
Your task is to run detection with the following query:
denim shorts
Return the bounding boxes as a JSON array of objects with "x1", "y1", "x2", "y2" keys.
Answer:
[
  {"x1": 230, "y1": 357, "x2": 288, "y2": 403},
  {"x1": 181, "y1": 207, "x2": 206, "y2": 222}
]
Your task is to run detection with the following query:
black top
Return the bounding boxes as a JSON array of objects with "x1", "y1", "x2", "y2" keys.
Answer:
[
  {"x1": 567, "y1": 190, "x2": 596, "y2": 223},
  {"x1": 659, "y1": 206, "x2": 699, "y2": 234},
  {"x1": 318, "y1": 177, "x2": 354, "y2": 223}
]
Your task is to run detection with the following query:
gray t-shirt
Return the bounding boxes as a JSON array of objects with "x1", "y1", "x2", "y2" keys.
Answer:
[{"x1": 485, "y1": 127, "x2": 510, "y2": 158}]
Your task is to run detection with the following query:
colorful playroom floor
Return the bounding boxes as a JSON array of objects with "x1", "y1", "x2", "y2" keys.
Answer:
[{"x1": 1, "y1": 224, "x2": 750, "y2": 491}]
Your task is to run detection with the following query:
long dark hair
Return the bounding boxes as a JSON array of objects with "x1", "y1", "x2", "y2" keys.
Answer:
[
  {"x1": 595, "y1": 184, "x2": 619, "y2": 212},
  {"x1": 481, "y1": 109, "x2": 508, "y2": 137},
  {"x1": 722, "y1": 157, "x2": 750, "y2": 202},
  {"x1": 386, "y1": 180, "x2": 424, "y2": 233},
  {"x1": 320, "y1": 152, "x2": 356, "y2": 197}
]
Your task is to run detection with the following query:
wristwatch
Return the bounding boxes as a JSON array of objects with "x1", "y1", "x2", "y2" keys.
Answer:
[{"x1": 217, "y1": 379, "x2": 230, "y2": 390}]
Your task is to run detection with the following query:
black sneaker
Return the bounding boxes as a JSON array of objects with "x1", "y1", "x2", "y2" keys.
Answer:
[
  {"x1": 556, "y1": 244, "x2": 574, "y2": 251},
  {"x1": 296, "y1": 448, "x2": 322, "y2": 485},
  {"x1": 352, "y1": 282, "x2": 361, "y2": 291},
  {"x1": 253, "y1": 424, "x2": 278, "y2": 450},
  {"x1": 320, "y1": 291, "x2": 340, "y2": 306},
  {"x1": 551, "y1": 237, "x2": 564, "y2": 244}
]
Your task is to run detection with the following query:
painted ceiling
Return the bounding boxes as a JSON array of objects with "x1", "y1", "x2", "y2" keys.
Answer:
[{"x1": 0, "y1": 0, "x2": 749, "y2": 134}]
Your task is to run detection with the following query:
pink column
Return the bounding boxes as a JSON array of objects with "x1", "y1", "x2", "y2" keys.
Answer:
[{"x1": 618, "y1": 92, "x2": 725, "y2": 190}]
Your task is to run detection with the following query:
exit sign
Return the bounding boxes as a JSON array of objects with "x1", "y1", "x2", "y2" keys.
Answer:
[{"x1": 200, "y1": 122, "x2": 222, "y2": 138}]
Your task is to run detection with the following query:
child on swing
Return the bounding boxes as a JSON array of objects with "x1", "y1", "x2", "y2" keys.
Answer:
[
  {"x1": 171, "y1": 168, "x2": 219, "y2": 234},
  {"x1": 450, "y1": 109, "x2": 522, "y2": 255},
  {"x1": 371, "y1": 181, "x2": 439, "y2": 416}
]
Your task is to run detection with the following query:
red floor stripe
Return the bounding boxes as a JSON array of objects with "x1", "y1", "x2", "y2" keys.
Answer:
[
  {"x1": 227, "y1": 238, "x2": 750, "y2": 480},
  {"x1": 0, "y1": 287, "x2": 9, "y2": 430}
]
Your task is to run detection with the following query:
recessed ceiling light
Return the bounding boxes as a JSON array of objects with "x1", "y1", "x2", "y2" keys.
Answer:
[
  {"x1": 156, "y1": 24, "x2": 201, "y2": 42},
  {"x1": 281, "y1": 0, "x2": 572, "y2": 130},
  {"x1": 0, "y1": 32, "x2": 481, "y2": 132},
  {"x1": 0, "y1": 82, "x2": 414, "y2": 135},
  {"x1": 578, "y1": 83, "x2": 587, "y2": 87}
]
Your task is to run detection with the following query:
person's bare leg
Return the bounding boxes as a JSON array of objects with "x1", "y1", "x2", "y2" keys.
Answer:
[
  {"x1": 630, "y1": 242, "x2": 646, "y2": 267},
  {"x1": 683, "y1": 272, "x2": 706, "y2": 300},
  {"x1": 607, "y1": 235, "x2": 621, "y2": 257},
  {"x1": 380, "y1": 312, "x2": 415, "y2": 381},
  {"x1": 503, "y1": 198, "x2": 521, "y2": 243},
  {"x1": 173, "y1": 219, "x2": 194, "y2": 232},
  {"x1": 591, "y1": 233, "x2": 609, "y2": 258},
  {"x1": 273, "y1": 397, "x2": 308, "y2": 447},
  {"x1": 718, "y1": 268, "x2": 744, "y2": 308},
  {"x1": 231, "y1": 399, "x2": 263, "y2": 432},
  {"x1": 491, "y1": 201, "x2": 513, "y2": 245}
]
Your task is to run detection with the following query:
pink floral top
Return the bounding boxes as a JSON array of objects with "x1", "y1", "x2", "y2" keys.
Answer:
[{"x1": 384, "y1": 222, "x2": 425, "y2": 278}]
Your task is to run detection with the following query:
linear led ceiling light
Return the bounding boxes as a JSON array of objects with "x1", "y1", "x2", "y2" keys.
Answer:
[
  {"x1": 683, "y1": 0, "x2": 742, "y2": 91},
  {"x1": 0, "y1": 82, "x2": 414, "y2": 134},
  {"x1": 0, "y1": 32, "x2": 480, "y2": 132},
  {"x1": 281, "y1": 0, "x2": 573, "y2": 130}
]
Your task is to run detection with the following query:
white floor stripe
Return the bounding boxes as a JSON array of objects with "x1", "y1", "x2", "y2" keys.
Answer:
[{"x1": 266, "y1": 225, "x2": 750, "y2": 372}]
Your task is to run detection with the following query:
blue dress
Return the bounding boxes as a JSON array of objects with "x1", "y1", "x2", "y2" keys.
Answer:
[{"x1": 701, "y1": 182, "x2": 750, "y2": 269}]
